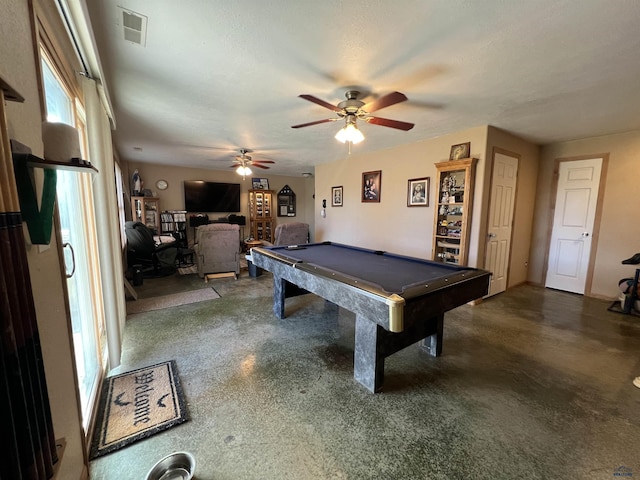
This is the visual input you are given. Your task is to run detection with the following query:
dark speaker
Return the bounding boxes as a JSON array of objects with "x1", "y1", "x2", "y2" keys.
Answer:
[{"x1": 189, "y1": 214, "x2": 209, "y2": 227}]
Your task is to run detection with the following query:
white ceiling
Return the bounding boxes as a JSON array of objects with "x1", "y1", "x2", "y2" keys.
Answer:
[{"x1": 85, "y1": 0, "x2": 640, "y2": 176}]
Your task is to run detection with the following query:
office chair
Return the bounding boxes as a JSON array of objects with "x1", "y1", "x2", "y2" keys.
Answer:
[{"x1": 124, "y1": 221, "x2": 178, "y2": 277}]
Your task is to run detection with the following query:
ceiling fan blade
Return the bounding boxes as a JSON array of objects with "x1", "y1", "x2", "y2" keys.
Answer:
[
  {"x1": 252, "y1": 163, "x2": 270, "y2": 169},
  {"x1": 362, "y1": 91, "x2": 408, "y2": 113},
  {"x1": 365, "y1": 116, "x2": 415, "y2": 131},
  {"x1": 251, "y1": 160, "x2": 275, "y2": 164},
  {"x1": 291, "y1": 118, "x2": 337, "y2": 129},
  {"x1": 299, "y1": 94, "x2": 342, "y2": 112}
]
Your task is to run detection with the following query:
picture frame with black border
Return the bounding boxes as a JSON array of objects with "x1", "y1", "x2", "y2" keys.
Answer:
[
  {"x1": 407, "y1": 177, "x2": 429, "y2": 207},
  {"x1": 331, "y1": 186, "x2": 343, "y2": 207},
  {"x1": 362, "y1": 170, "x2": 381, "y2": 203},
  {"x1": 449, "y1": 142, "x2": 470, "y2": 160},
  {"x1": 251, "y1": 178, "x2": 269, "y2": 190}
]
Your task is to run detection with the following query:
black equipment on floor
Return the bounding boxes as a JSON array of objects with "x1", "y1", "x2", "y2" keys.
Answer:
[{"x1": 608, "y1": 253, "x2": 640, "y2": 316}]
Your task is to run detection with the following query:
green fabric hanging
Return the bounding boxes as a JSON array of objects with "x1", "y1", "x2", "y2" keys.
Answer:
[{"x1": 12, "y1": 158, "x2": 57, "y2": 245}]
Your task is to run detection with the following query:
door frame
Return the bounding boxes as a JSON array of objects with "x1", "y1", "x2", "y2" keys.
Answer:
[
  {"x1": 483, "y1": 147, "x2": 520, "y2": 296},
  {"x1": 542, "y1": 154, "x2": 609, "y2": 296}
]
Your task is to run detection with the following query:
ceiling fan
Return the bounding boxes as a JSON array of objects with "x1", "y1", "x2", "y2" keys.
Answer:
[
  {"x1": 291, "y1": 90, "x2": 414, "y2": 143},
  {"x1": 230, "y1": 149, "x2": 274, "y2": 178}
]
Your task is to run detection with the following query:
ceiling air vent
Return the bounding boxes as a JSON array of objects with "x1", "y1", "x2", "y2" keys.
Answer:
[{"x1": 119, "y1": 7, "x2": 147, "y2": 46}]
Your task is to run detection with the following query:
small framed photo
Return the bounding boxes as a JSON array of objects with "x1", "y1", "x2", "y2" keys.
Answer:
[
  {"x1": 449, "y1": 142, "x2": 470, "y2": 160},
  {"x1": 331, "y1": 186, "x2": 343, "y2": 207},
  {"x1": 252, "y1": 178, "x2": 269, "y2": 190},
  {"x1": 407, "y1": 177, "x2": 430, "y2": 207},
  {"x1": 362, "y1": 170, "x2": 381, "y2": 203}
]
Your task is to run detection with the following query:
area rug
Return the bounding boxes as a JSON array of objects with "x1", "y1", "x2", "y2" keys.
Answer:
[
  {"x1": 90, "y1": 360, "x2": 188, "y2": 459},
  {"x1": 177, "y1": 264, "x2": 198, "y2": 275},
  {"x1": 126, "y1": 287, "x2": 220, "y2": 314}
]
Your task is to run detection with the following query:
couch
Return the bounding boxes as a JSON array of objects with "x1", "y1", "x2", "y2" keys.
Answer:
[{"x1": 194, "y1": 223, "x2": 241, "y2": 278}]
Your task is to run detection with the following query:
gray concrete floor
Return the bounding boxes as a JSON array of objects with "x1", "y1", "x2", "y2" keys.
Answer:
[{"x1": 90, "y1": 269, "x2": 640, "y2": 479}]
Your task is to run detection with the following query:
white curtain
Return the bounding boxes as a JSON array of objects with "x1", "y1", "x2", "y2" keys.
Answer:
[{"x1": 81, "y1": 75, "x2": 125, "y2": 369}]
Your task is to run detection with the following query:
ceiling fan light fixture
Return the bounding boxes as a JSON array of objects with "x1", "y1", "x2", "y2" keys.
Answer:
[
  {"x1": 236, "y1": 165, "x2": 252, "y2": 177},
  {"x1": 335, "y1": 119, "x2": 364, "y2": 144}
]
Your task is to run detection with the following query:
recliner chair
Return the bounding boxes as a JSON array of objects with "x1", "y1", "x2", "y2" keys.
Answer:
[
  {"x1": 125, "y1": 221, "x2": 178, "y2": 277},
  {"x1": 193, "y1": 223, "x2": 241, "y2": 278},
  {"x1": 268, "y1": 222, "x2": 310, "y2": 246}
]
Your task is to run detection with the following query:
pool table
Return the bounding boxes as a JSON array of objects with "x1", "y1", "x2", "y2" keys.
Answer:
[{"x1": 250, "y1": 242, "x2": 491, "y2": 392}]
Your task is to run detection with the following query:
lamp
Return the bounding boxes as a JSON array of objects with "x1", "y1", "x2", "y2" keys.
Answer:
[
  {"x1": 236, "y1": 165, "x2": 252, "y2": 179},
  {"x1": 335, "y1": 115, "x2": 364, "y2": 144}
]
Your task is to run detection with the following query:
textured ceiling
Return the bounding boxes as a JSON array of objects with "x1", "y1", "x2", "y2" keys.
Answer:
[{"x1": 85, "y1": 0, "x2": 640, "y2": 176}]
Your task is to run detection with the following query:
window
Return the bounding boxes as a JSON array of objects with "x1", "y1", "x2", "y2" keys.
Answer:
[{"x1": 41, "y1": 48, "x2": 106, "y2": 433}]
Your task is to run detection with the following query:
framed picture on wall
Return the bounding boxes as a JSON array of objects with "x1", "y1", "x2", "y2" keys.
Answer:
[
  {"x1": 407, "y1": 177, "x2": 429, "y2": 207},
  {"x1": 449, "y1": 142, "x2": 470, "y2": 160},
  {"x1": 331, "y1": 186, "x2": 343, "y2": 207},
  {"x1": 251, "y1": 178, "x2": 269, "y2": 190},
  {"x1": 362, "y1": 170, "x2": 381, "y2": 203},
  {"x1": 449, "y1": 142, "x2": 471, "y2": 160}
]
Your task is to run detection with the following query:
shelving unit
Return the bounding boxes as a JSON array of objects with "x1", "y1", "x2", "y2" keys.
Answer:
[
  {"x1": 10, "y1": 141, "x2": 99, "y2": 245},
  {"x1": 432, "y1": 158, "x2": 477, "y2": 266},
  {"x1": 131, "y1": 196, "x2": 160, "y2": 234},
  {"x1": 248, "y1": 189, "x2": 274, "y2": 242},
  {"x1": 160, "y1": 210, "x2": 188, "y2": 247}
]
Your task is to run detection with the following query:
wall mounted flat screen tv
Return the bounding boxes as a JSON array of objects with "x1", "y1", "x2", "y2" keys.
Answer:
[{"x1": 184, "y1": 181, "x2": 241, "y2": 213}]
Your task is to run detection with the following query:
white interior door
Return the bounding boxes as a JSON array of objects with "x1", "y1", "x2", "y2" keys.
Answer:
[
  {"x1": 545, "y1": 158, "x2": 602, "y2": 294},
  {"x1": 484, "y1": 152, "x2": 518, "y2": 297}
]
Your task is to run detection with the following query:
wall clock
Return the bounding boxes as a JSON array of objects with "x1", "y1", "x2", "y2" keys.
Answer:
[{"x1": 156, "y1": 179, "x2": 168, "y2": 190}]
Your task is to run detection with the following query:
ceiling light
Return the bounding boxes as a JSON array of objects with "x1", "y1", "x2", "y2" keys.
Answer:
[
  {"x1": 335, "y1": 116, "x2": 364, "y2": 144},
  {"x1": 236, "y1": 165, "x2": 252, "y2": 178}
]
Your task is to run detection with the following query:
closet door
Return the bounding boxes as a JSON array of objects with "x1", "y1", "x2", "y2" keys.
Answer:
[{"x1": 484, "y1": 151, "x2": 519, "y2": 297}]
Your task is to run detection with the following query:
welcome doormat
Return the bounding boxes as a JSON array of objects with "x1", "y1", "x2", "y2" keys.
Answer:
[
  {"x1": 126, "y1": 287, "x2": 220, "y2": 315},
  {"x1": 90, "y1": 360, "x2": 188, "y2": 459}
]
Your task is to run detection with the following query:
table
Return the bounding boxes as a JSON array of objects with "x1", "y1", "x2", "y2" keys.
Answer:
[
  {"x1": 245, "y1": 240, "x2": 263, "y2": 252},
  {"x1": 251, "y1": 242, "x2": 491, "y2": 392}
]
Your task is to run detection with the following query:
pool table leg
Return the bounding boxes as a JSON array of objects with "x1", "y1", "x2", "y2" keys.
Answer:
[
  {"x1": 418, "y1": 314, "x2": 444, "y2": 357},
  {"x1": 354, "y1": 314, "x2": 385, "y2": 393},
  {"x1": 273, "y1": 276, "x2": 286, "y2": 319}
]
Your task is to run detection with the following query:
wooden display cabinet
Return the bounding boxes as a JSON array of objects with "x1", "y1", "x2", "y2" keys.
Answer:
[
  {"x1": 432, "y1": 158, "x2": 477, "y2": 266},
  {"x1": 248, "y1": 189, "x2": 274, "y2": 242},
  {"x1": 131, "y1": 196, "x2": 160, "y2": 234}
]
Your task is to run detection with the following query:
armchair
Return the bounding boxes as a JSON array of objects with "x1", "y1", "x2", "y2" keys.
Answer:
[
  {"x1": 125, "y1": 221, "x2": 178, "y2": 277},
  {"x1": 270, "y1": 222, "x2": 310, "y2": 246},
  {"x1": 194, "y1": 223, "x2": 241, "y2": 278},
  {"x1": 261, "y1": 222, "x2": 310, "y2": 296}
]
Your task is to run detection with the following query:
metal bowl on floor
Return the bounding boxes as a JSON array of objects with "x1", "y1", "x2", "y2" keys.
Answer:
[{"x1": 145, "y1": 451, "x2": 196, "y2": 480}]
